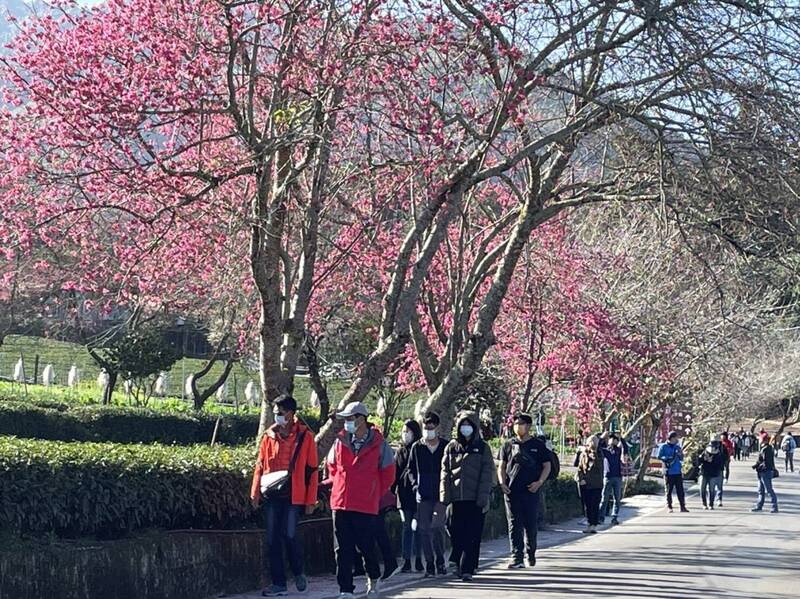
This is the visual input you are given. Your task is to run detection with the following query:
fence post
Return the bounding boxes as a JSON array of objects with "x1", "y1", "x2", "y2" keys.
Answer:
[{"x1": 33, "y1": 354, "x2": 40, "y2": 385}]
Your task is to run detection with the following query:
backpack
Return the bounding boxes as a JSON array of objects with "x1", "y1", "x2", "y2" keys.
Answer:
[
  {"x1": 547, "y1": 448, "x2": 560, "y2": 480},
  {"x1": 781, "y1": 437, "x2": 791, "y2": 451}
]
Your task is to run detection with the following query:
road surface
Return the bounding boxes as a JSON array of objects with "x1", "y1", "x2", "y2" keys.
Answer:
[{"x1": 383, "y1": 459, "x2": 799, "y2": 598}]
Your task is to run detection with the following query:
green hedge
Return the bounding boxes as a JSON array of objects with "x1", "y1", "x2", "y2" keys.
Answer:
[
  {"x1": 0, "y1": 401, "x2": 261, "y2": 446},
  {"x1": 0, "y1": 437, "x2": 256, "y2": 538}
]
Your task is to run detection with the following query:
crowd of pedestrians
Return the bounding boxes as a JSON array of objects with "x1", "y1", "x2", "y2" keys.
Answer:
[{"x1": 248, "y1": 394, "x2": 796, "y2": 597}]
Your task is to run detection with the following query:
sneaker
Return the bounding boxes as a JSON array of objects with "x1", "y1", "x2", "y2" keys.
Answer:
[
  {"x1": 582, "y1": 527, "x2": 593, "y2": 534},
  {"x1": 507, "y1": 560, "x2": 525, "y2": 569},
  {"x1": 295, "y1": 574, "x2": 308, "y2": 594},
  {"x1": 770, "y1": 507, "x2": 779, "y2": 513},
  {"x1": 680, "y1": 507, "x2": 690, "y2": 513},
  {"x1": 415, "y1": 558, "x2": 424, "y2": 572},
  {"x1": 667, "y1": 507, "x2": 674, "y2": 513},
  {"x1": 337, "y1": 594, "x2": 355, "y2": 599},
  {"x1": 588, "y1": 525, "x2": 598, "y2": 534},
  {"x1": 262, "y1": 585, "x2": 288, "y2": 597},
  {"x1": 382, "y1": 563, "x2": 403, "y2": 582},
  {"x1": 703, "y1": 505, "x2": 709, "y2": 510},
  {"x1": 718, "y1": 502, "x2": 723, "y2": 507},
  {"x1": 366, "y1": 578, "x2": 381, "y2": 597},
  {"x1": 750, "y1": 507, "x2": 763, "y2": 512},
  {"x1": 436, "y1": 564, "x2": 448, "y2": 577},
  {"x1": 610, "y1": 518, "x2": 619, "y2": 526},
  {"x1": 401, "y1": 560, "x2": 412, "y2": 574},
  {"x1": 526, "y1": 557, "x2": 536, "y2": 568},
  {"x1": 462, "y1": 574, "x2": 473, "y2": 582},
  {"x1": 710, "y1": 505, "x2": 714, "y2": 511},
  {"x1": 424, "y1": 564, "x2": 436, "y2": 578}
]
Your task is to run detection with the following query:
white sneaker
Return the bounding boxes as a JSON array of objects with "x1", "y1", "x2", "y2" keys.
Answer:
[
  {"x1": 366, "y1": 578, "x2": 381, "y2": 597},
  {"x1": 338, "y1": 594, "x2": 355, "y2": 598}
]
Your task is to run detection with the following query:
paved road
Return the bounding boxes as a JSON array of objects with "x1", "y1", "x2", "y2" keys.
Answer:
[{"x1": 383, "y1": 459, "x2": 799, "y2": 599}]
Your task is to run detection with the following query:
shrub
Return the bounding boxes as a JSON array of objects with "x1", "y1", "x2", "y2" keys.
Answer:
[
  {"x1": 624, "y1": 477, "x2": 662, "y2": 496},
  {"x1": 0, "y1": 402, "x2": 260, "y2": 446},
  {"x1": 0, "y1": 437, "x2": 256, "y2": 538}
]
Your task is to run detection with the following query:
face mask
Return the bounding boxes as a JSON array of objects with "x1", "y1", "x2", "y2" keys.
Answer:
[
  {"x1": 460, "y1": 425, "x2": 474, "y2": 438},
  {"x1": 424, "y1": 429, "x2": 437, "y2": 441},
  {"x1": 344, "y1": 420, "x2": 357, "y2": 434},
  {"x1": 274, "y1": 414, "x2": 287, "y2": 426},
  {"x1": 402, "y1": 431, "x2": 415, "y2": 445}
]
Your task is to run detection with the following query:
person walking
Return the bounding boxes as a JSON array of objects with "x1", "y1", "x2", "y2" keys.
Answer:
[
  {"x1": 599, "y1": 433, "x2": 624, "y2": 526},
  {"x1": 699, "y1": 438, "x2": 725, "y2": 510},
  {"x1": 743, "y1": 432, "x2": 751, "y2": 459},
  {"x1": 327, "y1": 401, "x2": 396, "y2": 598},
  {"x1": 407, "y1": 412, "x2": 448, "y2": 578},
  {"x1": 441, "y1": 411, "x2": 495, "y2": 582},
  {"x1": 731, "y1": 432, "x2": 742, "y2": 461},
  {"x1": 751, "y1": 435, "x2": 779, "y2": 513},
  {"x1": 575, "y1": 435, "x2": 604, "y2": 533},
  {"x1": 658, "y1": 430, "x2": 689, "y2": 513},
  {"x1": 392, "y1": 419, "x2": 424, "y2": 573},
  {"x1": 780, "y1": 432, "x2": 796, "y2": 473},
  {"x1": 250, "y1": 395, "x2": 319, "y2": 597},
  {"x1": 720, "y1": 432, "x2": 734, "y2": 483},
  {"x1": 498, "y1": 413, "x2": 552, "y2": 569}
]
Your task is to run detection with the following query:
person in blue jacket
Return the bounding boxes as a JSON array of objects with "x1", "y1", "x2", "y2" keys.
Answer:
[{"x1": 658, "y1": 431, "x2": 689, "y2": 513}]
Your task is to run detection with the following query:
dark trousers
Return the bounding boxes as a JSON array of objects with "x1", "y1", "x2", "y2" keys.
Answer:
[
  {"x1": 505, "y1": 491, "x2": 539, "y2": 564},
  {"x1": 375, "y1": 511, "x2": 397, "y2": 573},
  {"x1": 333, "y1": 510, "x2": 381, "y2": 593},
  {"x1": 264, "y1": 497, "x2": 303, "y2": 587},
  {"x1": 665, "y1": 473, "x2": 686, "y2": 508},
  {"x1": 580, "y1": 486, "x2": 602, "y2": 526},
  {"x1": 448, "y1": 501, "x2": 485, "y2": 575}
]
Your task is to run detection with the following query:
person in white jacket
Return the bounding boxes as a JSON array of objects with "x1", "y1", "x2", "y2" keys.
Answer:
[{"x1": 780, "y1": 433, "x2": 796, "y2": 473}]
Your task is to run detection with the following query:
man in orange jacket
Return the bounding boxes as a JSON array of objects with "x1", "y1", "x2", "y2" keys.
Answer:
[{"x1": 251, "y1": 395, "x2": 319, "y2": 597}]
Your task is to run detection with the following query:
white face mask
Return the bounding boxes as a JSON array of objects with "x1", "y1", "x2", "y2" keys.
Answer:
[
  {"x1": 424, "y1": 429, "x2": 437, "y2": 441},
  {"x1": 274, "y1": 414, "x2": 287, "y2": 426},
  {"x1": 344, "y1": 420, "x2": 357, "y2": 434},
  {"x1": 460, "y1": 425, "x2": 474, "y2": 438},
  {"x1": 402, "y1": 431, "x2": 415, "y2": 445}
]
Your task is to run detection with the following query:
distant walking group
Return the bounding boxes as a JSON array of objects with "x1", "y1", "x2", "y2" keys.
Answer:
[{"x1": 656, "y1": 427, "x2": 795, "y2": 517}]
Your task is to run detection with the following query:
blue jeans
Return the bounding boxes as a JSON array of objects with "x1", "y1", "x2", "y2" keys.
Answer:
[
  {"x1": 756, "y1": 470, "x2": 778, "y2": 510},
  {"x1": 400, "y1": 509, "x2": 422, "y2": 561},
  {"x1": 264, "y1": 497, "x2": 303, "y2": 586},
  {"x1": 600, "y1": 476, "x2": 622, "y2": 519}
]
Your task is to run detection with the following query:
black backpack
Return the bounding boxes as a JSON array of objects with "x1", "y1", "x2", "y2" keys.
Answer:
[{"x1": 547, "y1": 449, "x2": 560, "y2": 481}]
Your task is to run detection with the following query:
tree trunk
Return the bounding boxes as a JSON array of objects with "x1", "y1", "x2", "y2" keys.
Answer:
[
  {"x1": 304, "y1": 333, "x2": 330, "y2": 423},
  {"x1": 191, "y1": 360, "x2": 235, "y2": 410}
]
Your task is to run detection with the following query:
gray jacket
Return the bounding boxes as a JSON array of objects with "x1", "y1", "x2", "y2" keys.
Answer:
[{"x1": 440, "y1": 411, "x2": 495, "y2": 507}]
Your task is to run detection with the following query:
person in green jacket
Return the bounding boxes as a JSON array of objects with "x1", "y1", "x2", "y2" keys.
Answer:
[{"x1": 440, "y1": 411, "x2": 495, "y2": 582}]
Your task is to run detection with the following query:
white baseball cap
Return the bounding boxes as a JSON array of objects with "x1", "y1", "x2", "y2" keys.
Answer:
[{"x1": 336, "y1": 401, "x2": 369, "y2": 418}]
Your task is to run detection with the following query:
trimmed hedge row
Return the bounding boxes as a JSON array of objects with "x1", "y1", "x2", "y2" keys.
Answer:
[
  {"x1": 0, "y1": 437, "x2": 257, "y2": 538},
  {"x1": 0, "y1": 401, "x2": 261, "y2": 446}
]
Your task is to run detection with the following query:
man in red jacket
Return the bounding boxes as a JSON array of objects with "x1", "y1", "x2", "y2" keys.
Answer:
[
  {"x1": 327, "y1": 401, "x2": 396, "y2": 598},
  {"x1": 251, "y1": 395, "x2": 318, "y2": 597}
]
